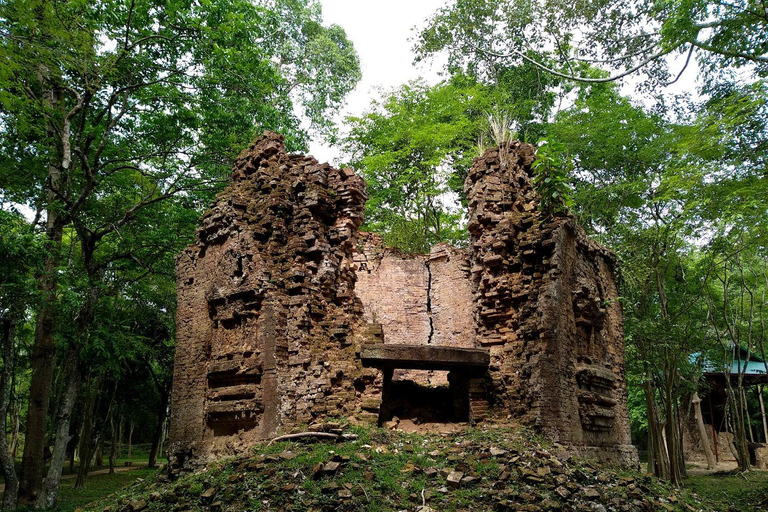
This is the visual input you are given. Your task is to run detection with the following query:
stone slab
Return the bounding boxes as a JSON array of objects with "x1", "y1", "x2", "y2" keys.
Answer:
[{"x1": 360, "y1": 344, "x2": 490, "y2": 370}]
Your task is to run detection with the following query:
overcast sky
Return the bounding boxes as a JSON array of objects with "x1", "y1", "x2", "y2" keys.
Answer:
[{"x1": 308, "y1": 0, "x2": 446, "y2": 164}]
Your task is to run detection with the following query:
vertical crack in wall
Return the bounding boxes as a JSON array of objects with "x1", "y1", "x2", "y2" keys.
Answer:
[{"x1": 425, "y1": 259, "x2": 434, "y2": 344}]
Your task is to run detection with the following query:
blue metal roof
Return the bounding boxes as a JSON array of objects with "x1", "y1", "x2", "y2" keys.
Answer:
[{"x1": 691, "y1": 346, "x2": 768, "y2": 376}]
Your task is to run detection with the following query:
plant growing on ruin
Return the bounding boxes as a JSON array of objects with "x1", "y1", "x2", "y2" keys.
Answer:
[{"x1": 531, "y1": 140, "x2": 573, "y2": 214}]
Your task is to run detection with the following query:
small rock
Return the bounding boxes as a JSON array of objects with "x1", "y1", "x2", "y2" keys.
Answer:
[
  {"x1": 446, "y1": 471, "x2": 463, "y2": 488},
  {"x1": 490, "y1": 447, "x2": 507, "y2": 457},
  {"x1": 583, "y1": 488, "x2": 600, "y2": 499},
  {"x1": 128, "y1": 501, "x2": 147, "y2": 512},
  {"x1": 324, "y1": 460, "x2": 341, "y2": 473},
  {"x1": 321, "y1": 482, "x2": 340, "y2": 494}
]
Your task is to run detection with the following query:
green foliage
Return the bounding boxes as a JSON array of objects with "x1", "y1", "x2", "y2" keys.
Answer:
[
  {"x1": 343, "y1": 78, "x2": 486, "y2": 252},
  {"x1": 531, "y1": 140, "x2": 573, "y2": 214}
]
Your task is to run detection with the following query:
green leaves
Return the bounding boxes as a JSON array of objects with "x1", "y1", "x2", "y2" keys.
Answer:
[
  {"x1": 531, "y1": 139, "x2": 573, "y2": 214},
  {"x1": 342, "y1": 78, "x2": 487, "y2": 252}
]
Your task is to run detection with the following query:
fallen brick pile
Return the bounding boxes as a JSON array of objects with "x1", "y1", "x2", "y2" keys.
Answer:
[{"x1": 91, "y1": 425, "x2": 710, "y2": 512}]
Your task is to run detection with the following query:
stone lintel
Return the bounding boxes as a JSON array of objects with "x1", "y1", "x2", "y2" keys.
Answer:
[{"x1": 361, "y1": 344, "x2": 490, "y2": 371}]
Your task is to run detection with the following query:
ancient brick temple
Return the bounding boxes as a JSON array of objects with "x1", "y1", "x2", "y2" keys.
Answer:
[{"x1": 168, "y1": 132, "x2": 637, "y2": 471}]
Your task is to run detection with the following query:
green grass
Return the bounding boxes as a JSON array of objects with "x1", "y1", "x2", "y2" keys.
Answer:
[
  {"x1": 685, "y1": 471, "x2": 768, "y2": 512},
  {"x1": 53, "y1": 467, "x2": 159, "y2": 512}
]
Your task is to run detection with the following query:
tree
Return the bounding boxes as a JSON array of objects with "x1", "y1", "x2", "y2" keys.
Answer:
[
  {"x1": 0, "y1": 211, "x2": 41, "y2": 510},
  {"x1": 343, "y1": 67, "x2": 558, "y2": 253},
  {"x1": 0, "y1": 0, "x2": 360, "y2": 506},
  {"x1": 343, "y1": 78, "x2": 482, "y2": 252},
  {"x1": 415, "y1": 0, "x2": 767, "y2": 86}
]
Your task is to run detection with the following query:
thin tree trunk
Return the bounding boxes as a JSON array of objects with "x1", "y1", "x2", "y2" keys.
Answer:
[
  {"x1": 0, "y1": 318, "x2": 19, "y2": 510},
  {"x1": 74, "y1": 376, "x2": 99, "y2": 489},
  {"x1": 18, "y1": 225, "x2": 64, "y2": 505},
  {"x1": 18, "y1": 77, "x2": 67, "y2": 505},
  {"x1": 726, "y1": 383, "x2": 751, "y2": 471},
  {"x1": 758, "y1": 385, "x2": 768, "y2": 443},
  {"x1": 127, "y1": 421, "x2": 134, "y2": 460},
  {"x1": 37, "y1": 351, "x2": 80, "y2": 508},
  {"x1": 108, "y1": 410, "x2": 116, "y2": 474},
  {"x1": 743, "y1": 388, "x2": 754, "y2": 443},
  {"x1": 116, "y1": 413, "x2": 123, "y2": 459},
  {"x1": 94, "y1": 436, "x2": 104, "y2": 467},
  {"x1": 158, "y1": 418, "x2": 168, "y2": 463},
  {"x1": 8, "y1": 368, "x2": 18, "y2": 460},
  {"x1": 692, "y1": 392, "x2": 716, "y2": 469},
  {"x1": 148, "y1": 392, "x2": 169, "y2": 468},
  {"x1": 644, "y1": 377, "x2": 670, "y2": 479},
  {"x1": 68, "y1": 419, "x2": 78, "y2": 473}
]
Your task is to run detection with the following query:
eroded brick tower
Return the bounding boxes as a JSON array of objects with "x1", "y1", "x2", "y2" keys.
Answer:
[{"x1": 168, "y1": 133, "x2": 637, "y2": 471}]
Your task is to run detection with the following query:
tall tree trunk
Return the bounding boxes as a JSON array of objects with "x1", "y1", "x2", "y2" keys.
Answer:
[
  {"x1": 75, "y1": 378, "x2": 116, "y2": 488},
  {"x1": 725, "y1": 383, "x2": 751, "y2": 471},
  {"x1": 644, "y1": 377, "x2": 670, "y2": 479},
  {"x1": 18, "y1": 221, "x2": 64, "y2": 505},
  {"x1": 116, "y1": 413, "x2": 123, "y2": 459},
  {"x1": 692, "y1": 392, "x2": 717, "y2": 469},
  {"x1": 74, "y1": 376, "x2": 99, "y2": 489},
  {"x1": 94, "y1": 436, "x2": 104, "y2": 467},
  {"x1": 148, "y1": 392, "x2": 169, "y2": 468},
  {"x1": 37, "y1": 351, "x2": 80, "y2": 509},
  {"x1": 663, "y1": 389, "x2": 686, "y2": 485},
  {"x1": 0, "y1": 318, "x2": 19, "y2": 510},
  {"x1": 743, "y1": 388, "x2": 754, "y2": 442},
  {"x1": 18, "y1": 77, "x2": 67, "y2": 506}
]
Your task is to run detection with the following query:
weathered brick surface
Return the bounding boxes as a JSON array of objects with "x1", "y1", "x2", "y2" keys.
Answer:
[
  {"x1": 168, "y1": 132, "x2": 372, "y2": 470},
  {"x1": 168, "y1": 134, "x2": 637, "y2": 471},
  {"x1": 465, "y1": 143, "x2": 636, "y2": 464}
]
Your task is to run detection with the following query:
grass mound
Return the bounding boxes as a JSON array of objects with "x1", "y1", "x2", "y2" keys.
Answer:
[{"x1": 82, "y1": 424, "x2": 716, "y2": 512}]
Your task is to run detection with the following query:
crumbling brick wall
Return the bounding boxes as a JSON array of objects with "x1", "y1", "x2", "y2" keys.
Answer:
[
  {"x1": 169, "y1": 133, "x2": 637, "y2": 471},
  {"x1": 353, "y1": 234, "x2": 475, "y2": 387},
  {"x1": 465, "y1": 143, "x2": 636, "y2": 463},
  {"x1": 168, "y1": 133, "x2": 371, "y2": 469}
]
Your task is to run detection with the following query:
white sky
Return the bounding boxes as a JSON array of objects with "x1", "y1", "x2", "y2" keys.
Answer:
[{"x1": 308, "y1": 0, "x2": 446, "y2": 164}]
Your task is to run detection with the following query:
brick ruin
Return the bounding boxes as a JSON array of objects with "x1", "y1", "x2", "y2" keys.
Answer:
[{"x1": 168, "y1": 132, "x2": 638, "y2": 471}]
